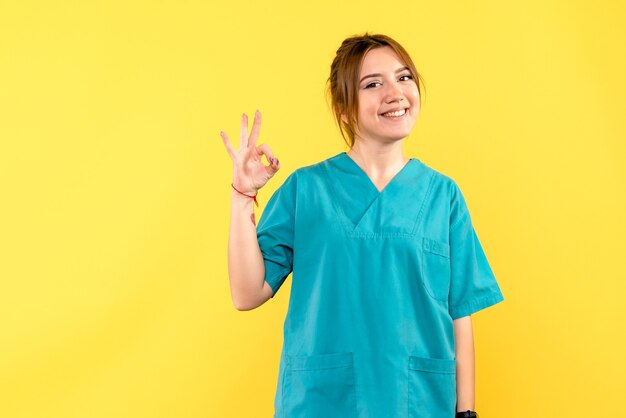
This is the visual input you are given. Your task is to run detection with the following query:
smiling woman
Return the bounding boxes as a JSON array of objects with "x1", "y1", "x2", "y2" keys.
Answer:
[
  {"x1": 326, "y1": 33, "x2": 426, "y2": 149},
  {"x1": 353, "y1": 47, "x2": 421, "y2": 148},
  {"x1": 220, "y1": 32, "x2": 503, "y2": 418}
]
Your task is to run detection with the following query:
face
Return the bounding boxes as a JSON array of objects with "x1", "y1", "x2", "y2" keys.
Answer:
[{"x1": 349, "y1": 46, "x2": 420, "y2": 144}]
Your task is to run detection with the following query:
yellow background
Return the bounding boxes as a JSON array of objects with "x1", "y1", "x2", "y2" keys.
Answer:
[{"x1": 1, "y1": 0, "x2": 624, "y2": 417}]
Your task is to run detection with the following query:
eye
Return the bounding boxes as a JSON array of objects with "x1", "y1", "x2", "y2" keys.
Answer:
[
  {"x1": 364, "y1": 82, "x2": 381, "y2": 89},
  {"x1": 400, "y1": 74, "x2": 413, "y2": 81}
]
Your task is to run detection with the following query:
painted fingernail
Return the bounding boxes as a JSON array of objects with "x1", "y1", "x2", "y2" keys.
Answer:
[{"x1": 269, "y1": 157, "x2": 274, "y2": 163}]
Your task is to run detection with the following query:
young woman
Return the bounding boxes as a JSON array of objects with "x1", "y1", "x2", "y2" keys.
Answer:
[{"x1": 220, "y1": 33, "x2": 503, "y2": 418}]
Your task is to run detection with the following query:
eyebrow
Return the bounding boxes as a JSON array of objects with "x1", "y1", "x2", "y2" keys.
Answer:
[{"x1": 360, "y1": 66, "x2": 410, "y2": 83}]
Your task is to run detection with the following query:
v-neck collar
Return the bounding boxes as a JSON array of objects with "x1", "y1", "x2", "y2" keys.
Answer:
[
  {"x1": 322, "y1": 152, "x2": 433, "y2": 237},
  {"x1": 340, "y1": 152, "x2": 416, "y2": 195}
]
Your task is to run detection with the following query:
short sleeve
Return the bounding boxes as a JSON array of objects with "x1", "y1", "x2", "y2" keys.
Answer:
[
  {"x1": 256, "y1": 171, "x2": 298, "y2": 298},
  {"x1": 448, "y1": 181, "x2": 504, "y2": 320}
]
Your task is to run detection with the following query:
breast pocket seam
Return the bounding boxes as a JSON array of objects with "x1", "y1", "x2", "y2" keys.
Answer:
[
  {"x1": 420, "y1": 237, "x2": 452, "y2": 303},
  {"x1": 422, "y1": 237, "x2": 450, "y2": 258}
]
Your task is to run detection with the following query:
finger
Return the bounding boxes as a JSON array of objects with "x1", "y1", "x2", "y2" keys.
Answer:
[
  {"x1": 256, "y1": 144, "x2": 280, "y2": 175},
  {"x1": 256, "y1": 143, "x2": 275, "y2": 166},
  {"x1": 248, "y1": 109, "x2": 262, "y2": 148},
  {"x1": 219, "y1": 131, "x2": 237, "y2": 160},
  {"x1": 239, "y1": 113, "x2": 249, "y2": 151},
  {"x1": 265, "y1": 155, "x2": 280, "y2": 176}
]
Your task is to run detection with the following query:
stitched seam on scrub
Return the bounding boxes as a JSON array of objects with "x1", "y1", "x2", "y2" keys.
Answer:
[
  {"x1": 411, "y1": 170, "x2": 436, "y2": 235},
  {"x1": 449, "y1": 289, "x2": 504, "y2": 318},
  {"x1": 266, "y1": 269, "x2": 291, "y2": 294},
  {"x1": 287, "y1": 364, "x2": 353, "y2": 372},
  {"x1": 319, "y1": 159, "x2": 356, "y2": 234}
]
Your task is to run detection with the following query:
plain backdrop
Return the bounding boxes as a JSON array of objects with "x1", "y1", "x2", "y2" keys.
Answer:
[{"x1": 1, "y1": 1, "x2": 624, "y2": 417}]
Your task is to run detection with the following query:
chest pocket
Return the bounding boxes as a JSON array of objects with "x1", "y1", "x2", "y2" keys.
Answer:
[
  {"x1": 283, "y1": 352, "x2": 357, "y2": 418},
  {"x1": 420, "y1": 237, "x2": 451, "y2": 302}
]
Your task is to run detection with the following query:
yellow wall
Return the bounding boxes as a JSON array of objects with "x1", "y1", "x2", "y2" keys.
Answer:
[{"x1": 1, "y1": 1, "x2": 624, "y2": 417}]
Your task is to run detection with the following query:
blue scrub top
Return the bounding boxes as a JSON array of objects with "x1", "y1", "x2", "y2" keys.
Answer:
[{"x1": 256, "y1": 152, "x2": 504, "y2": 418}]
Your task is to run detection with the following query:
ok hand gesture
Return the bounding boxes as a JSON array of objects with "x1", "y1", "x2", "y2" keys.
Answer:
[{"x1": 220, "y1": 110, "x2": 280, "y2": 195}]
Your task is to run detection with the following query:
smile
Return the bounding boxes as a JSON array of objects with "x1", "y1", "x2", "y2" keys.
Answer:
[{"x1": 381, "y1": 108, "x2": 408, "y2": 119}]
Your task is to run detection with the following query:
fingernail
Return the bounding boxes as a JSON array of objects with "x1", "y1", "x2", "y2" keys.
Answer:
[{"x1": 269, "y1": 157, "x2": 274, "y2": 163}]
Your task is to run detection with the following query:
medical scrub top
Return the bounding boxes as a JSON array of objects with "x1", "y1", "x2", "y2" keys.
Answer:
[{"x1": 256, "y1": 152, "x2": 504, "y2": 418}]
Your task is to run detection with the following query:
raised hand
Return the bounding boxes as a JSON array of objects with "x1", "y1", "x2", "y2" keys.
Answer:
[{"x1": 219, "y1": 110, "x2": 280, "y2": 194}]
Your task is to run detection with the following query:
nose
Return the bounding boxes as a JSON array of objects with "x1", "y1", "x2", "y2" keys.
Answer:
[{"x1": 385, "y1": 82, "x2": 404, "y2": 104}]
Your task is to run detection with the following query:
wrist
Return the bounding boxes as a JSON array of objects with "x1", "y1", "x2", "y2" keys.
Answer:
[
  {"x1": 231, "y1": 184, "x2": 259, "y2": 207},
  {"x1": 231, "y1": 188, "x2": 252, "y2": 198},
  {"x1": 231, "y1": 183, "x2": 257, "y2": 196},
  {"x1": 231, "y1": 188, "x2": 257, "y2": 197}
]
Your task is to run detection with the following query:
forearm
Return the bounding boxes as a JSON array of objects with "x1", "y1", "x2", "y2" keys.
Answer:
[
  {"x1": 228, "y1": 189, "x2": 265, "y2": 309},
  {"x1": 453, "y1": 315, "x2": 475, "y2": 412}
]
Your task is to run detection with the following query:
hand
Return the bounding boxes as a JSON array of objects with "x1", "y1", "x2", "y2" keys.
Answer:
[{"x1": 219, "y1": 110, "x2": 280, "y2": 194}]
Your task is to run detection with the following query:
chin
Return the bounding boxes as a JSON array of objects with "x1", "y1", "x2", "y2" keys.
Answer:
[
  {"x1": 382, "y1": 133, "x2": 411, "y2": 142},
  {"x1": 386, "y1": 128, "x2": 413, "y2": 139}
]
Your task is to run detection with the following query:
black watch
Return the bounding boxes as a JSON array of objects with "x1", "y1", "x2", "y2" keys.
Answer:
[{"x1": 455, "y1": 410, "x2": 478, "y2": 418}]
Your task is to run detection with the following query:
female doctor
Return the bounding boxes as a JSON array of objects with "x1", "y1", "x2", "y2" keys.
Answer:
[{"x1": 220, "y1": 33, "x2": 503, "y2": 418}]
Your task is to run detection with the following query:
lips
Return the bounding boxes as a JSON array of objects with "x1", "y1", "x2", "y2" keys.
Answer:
[{"x1": 381, "y1": 107, "x2": 408, "y2": 118}]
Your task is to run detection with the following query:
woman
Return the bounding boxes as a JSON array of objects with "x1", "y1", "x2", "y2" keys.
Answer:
[{"x1": 220, "y1": 33, "x2": 502, "y2": 418}]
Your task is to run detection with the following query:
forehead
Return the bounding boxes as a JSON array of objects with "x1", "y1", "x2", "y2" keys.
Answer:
[{"x1": 359, "y1": 46, "x2": 406, "y2": 74}]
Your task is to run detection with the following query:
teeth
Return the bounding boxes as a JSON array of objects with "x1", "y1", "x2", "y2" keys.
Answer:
[{"x1": 382, "y1": 109, "x2": 406, "y2": 117}]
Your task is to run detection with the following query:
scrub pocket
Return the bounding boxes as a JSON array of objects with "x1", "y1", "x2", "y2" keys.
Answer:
[
  {"x1": 408, "y1": 355, "x2": 456, "y2": 418},
  {"x1": 420, "y1": 237, "x2": 451, "y2": 302},
  {"x1": 283, "y1": 352, "x2": 357, "y2": 418}
]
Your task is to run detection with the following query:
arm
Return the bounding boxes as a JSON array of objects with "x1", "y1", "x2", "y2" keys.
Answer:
[
  {"x1": 453, "y1": 315, "x2": 475, "y2": 412},
  {"x1": 220, "y1": 110, "x2": 279, "y2": 311},
  {"x1": 228, "y1": 188, "x2": 274, "y2": 310}
]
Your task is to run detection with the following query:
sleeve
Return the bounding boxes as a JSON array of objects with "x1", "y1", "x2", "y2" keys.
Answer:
[
  {"x1": 255, "y1": 171, "x2": 298, "y2": 298},
  {"x1": 447, "y1": 181, "x2": 504, "y2": 320}
]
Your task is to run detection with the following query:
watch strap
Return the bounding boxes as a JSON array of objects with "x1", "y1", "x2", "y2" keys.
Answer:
[{"x1": 455, "y1": 410, "x2": 478, "y2": 418}]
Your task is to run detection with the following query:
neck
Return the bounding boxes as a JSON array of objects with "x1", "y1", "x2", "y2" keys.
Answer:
[{"x1": 347, "y1": 140, "x2": 409, "y2": 178}]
